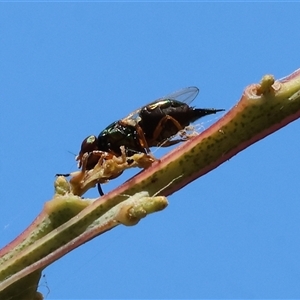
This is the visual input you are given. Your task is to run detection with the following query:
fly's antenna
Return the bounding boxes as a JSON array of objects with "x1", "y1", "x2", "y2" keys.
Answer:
[{"x1": 67, "y1": 150, "x2": 77, "y2": 157}]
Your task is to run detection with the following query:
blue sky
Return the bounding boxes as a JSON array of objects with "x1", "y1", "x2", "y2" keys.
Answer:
[{"x1": 1, "y1": 2, "x2": 300, "y2": 299}]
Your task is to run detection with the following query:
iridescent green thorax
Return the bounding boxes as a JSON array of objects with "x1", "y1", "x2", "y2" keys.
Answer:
[{"x1": 98, "y1": 121, "x2": 145, "y2": 156}]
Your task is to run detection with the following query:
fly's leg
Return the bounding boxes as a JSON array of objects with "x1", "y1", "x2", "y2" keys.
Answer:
[
  {"x1": 97, "y1": 183, "x2": 104, "y2": 196},
  {"x1": 68, "y1": 151, "x2": 110, "y2": 196},
  {"x1": 135, "y1": 124, "x2": 151, "y2": 153},
  {"x1": 119, "y1": 119, "x2": 151, "y2": 154},
  {"x1": 149, "y1": 115, "x2": 186, "y2": 147}
]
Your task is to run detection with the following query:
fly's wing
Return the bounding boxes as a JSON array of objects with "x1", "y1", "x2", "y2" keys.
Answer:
[
  {"x1": 159, "y1": 86, "x2": 199, "y2": 104},
  {"x1": 122, "y1": 86, "x2": 199, "y2": 123},
  {"x1": 122, "y1": 107, "x2": 142, "y2": 124}
]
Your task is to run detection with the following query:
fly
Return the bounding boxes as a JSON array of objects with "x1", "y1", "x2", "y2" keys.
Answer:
[{"x1": 74, "y1": 87, "x2": 225, "y2": 195}]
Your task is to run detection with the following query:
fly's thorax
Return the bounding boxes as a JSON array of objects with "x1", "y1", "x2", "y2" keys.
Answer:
[
  {"x1": 99, "y1": 121, "x2": 118, "y2": 136},
  {"x1": 97, "y1": 121, "x2": 122, "y2": 152},
  {"x1": 98, "y1": 121, "x2": 145, "y2": 156}
]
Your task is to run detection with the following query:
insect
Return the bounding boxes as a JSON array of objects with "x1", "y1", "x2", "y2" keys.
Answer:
[{"x1": 75, "y1": 87, "x2": 225, "y2": 196}]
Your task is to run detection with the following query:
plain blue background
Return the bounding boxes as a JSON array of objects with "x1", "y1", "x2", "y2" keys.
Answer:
[{"x1": 1, "y1": 3, "x2": 300, "y2": 299}]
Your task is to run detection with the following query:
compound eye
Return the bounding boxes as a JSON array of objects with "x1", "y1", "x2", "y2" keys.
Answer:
[
  {"x1": 75, "y1": 135, "x2": 99, "y2": 168},
  {"x1": 80, "y1": 135, "x2": 98, "y2": 154}
]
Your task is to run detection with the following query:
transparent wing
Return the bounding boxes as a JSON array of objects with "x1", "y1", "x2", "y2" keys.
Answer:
[
  {"x1": 159, "y1": 86, "x2": 199, "y2": 104},
  {"x1": 123, "y1": 86, "x2": 199, "y2": 122}
]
